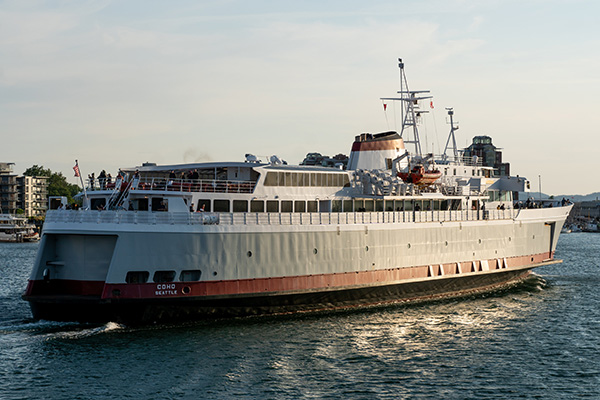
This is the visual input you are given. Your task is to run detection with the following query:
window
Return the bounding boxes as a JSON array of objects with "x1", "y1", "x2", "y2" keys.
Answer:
[
  {"x1": 233, "y1": 200, "x2": 248, "y2": 212},
  {"x1": 317, "y1": 174, "x2": 324, "y2": 186},
  {"x1": 214, "y1": 200, "x2": 230, "y2": 212},
  {"x1": 152, "y1": 198, "x2": 167, "y2": 211},
  {"x1": 294, "y1": 201, "x2": 306, "y2": 212},
  {"x1": 331, "y1": 200, "x2": 342, "y2": 212},
  {"x1": 307, "y1": 201, "x2": 318, "y2": 212},
  {"x1": 91, "y1": 198, "x2": 106, "y2": 210},
  {"x1": 300, "y1": 173, "x2": 309, "y2": 187},
  {"x1": 343, "y1": 200, "x2": 353, "y2": 212},
  {"x1": 385, "y1": 200, "x2": 394, "y2": 211},
  {"x1": 364, "y1": 200, "x2": 374, "y2": 212},
  {"x1": 126, "y1": 271, "x2": 149, "y2": 284},
  {"x1": 250, "y1": 200, "x2": 264, "y2": 212},
  {"x1": 197, "y1": 199, "x2": 211, "y2": 212},
  {"x1": 310, "y1": 173, "x2": 317, "y2": 187},
  {"x1": 375, "y1": 200, "x2": 384, "y2": 212},
  {"x1": 281, "y1": 201, "x2": 293, "y2": 212},
  {"x1": 354, "y1": 200, "x2": 364, "y2": 211},
  {"x1": 278, "y1": 172, "x2": 285, "y2": 186},
  {"x1": 154, "y1": 270, "x2": 176, "y2": 283},
  {"x1": 180, "y1": 270, "x2": 201, "y2": 282},
  {"x1": 264, "y1": 172, "x2": 278, "y2": 186},
  {"x1": 266, "y1": 200, "x2": 279, "y2": 212},
  {"x1": 284, "y1": 172, "x2": 292, "y2": 187}
]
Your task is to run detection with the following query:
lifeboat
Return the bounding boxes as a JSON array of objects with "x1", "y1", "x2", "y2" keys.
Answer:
[{"x1": 398, "y1": 165, "x2": 442, "y2": 185}]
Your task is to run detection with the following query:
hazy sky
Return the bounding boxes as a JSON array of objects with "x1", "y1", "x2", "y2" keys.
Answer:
[{"x1": 1, "y1": 0, "x2": 598, "y2": 195}]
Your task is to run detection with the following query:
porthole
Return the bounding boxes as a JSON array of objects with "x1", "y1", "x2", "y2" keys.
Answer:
[
  {"x1": 365, "y1": 246, "x2": 369, "y2": 252},
  {"x1": 533, "y1": 235, "x2": 535, "y2": 239},
  {"x1": 509, "y1": 237, "x2": 512, "y2": 242},
  {"x1": 112, "y1": 289, "x2": 121, "y2": 297},
  {"x1": 247, "y1": 251, "x2": 253, "y2": 257},
  {"x1": 313, "y1": 248, "x2": 318, "y2": 254},
  {"x1": 478, "y1": 239, "x2": 482, "y2": 244},
  {"x1": 445, "y1": 241, "x2": 448, "y2": 246},
  {"x1": 182, "y1": 286, "x2": 191, "y2": 294},
  {"x1": 407, "y1": 243, "x2": 411, "y2": 249},
  {"x1": 213, "y1": 271, "x2": 218, "y2": 276}
]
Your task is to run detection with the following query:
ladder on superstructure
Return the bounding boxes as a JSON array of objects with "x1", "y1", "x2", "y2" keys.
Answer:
[{"x1": 107, "y1": 176, "x2": 133, "y2": 210}]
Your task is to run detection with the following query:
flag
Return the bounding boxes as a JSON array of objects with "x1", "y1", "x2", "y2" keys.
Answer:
[
  {"x1": 73, "y1": 163, "x2": 80, "y2": 177},
  {"x1": 430, "y1": 100, "x2": 434, "y2": 109}
]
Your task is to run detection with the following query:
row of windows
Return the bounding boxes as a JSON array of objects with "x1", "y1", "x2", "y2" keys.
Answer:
[
  {"x1": 444, "y1": 168, "x2": 491, "y2": 178},
  {"x1": 264, "y1": 171, "x2": 350, "y2": 187},
  {"x1": 488, "y1": 190, "x2": 512, "y2": 202},
  {"x1": 194, "y1": 198, "x2": 464, "y2": 213},
  {"x1": 126, "y1": 270, "x2": 201, "y2": 284}
]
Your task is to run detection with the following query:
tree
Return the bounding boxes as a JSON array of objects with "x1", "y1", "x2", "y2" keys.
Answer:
[
  {"x1": 24, "y1": 165, "x2": 52, "y2": 177},
  {"x1": 47, "y1": 172, "x2": 80, "y2": 203}
]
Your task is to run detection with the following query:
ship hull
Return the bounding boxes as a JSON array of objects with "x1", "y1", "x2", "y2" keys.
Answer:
[
  {"x1": 26, "y1": 265, "x2": 540, "y2": 324},
  {"x1": 22, "y1": 206, "x2": 570, "y2": 324}
]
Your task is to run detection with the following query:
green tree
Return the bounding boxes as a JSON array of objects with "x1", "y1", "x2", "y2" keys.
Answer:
[
  {"x1": 24, "y1": 165, "x2": 52, "y2": 177},
  {"x1": 48, "y1": 172, "x2": 80, "y2": 203}
]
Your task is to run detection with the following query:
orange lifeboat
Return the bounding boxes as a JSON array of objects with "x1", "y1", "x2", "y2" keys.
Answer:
[{"x1": 398, "y1": 165, "x2": 442, "y2": 185}]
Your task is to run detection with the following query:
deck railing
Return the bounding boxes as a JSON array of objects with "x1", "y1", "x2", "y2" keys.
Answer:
[
  {"x1": 45, "y1": 208, "x2": 517, "y2": 226},
  {"x1": 87, "y1": 177, "x2": 257, "y2": 194}
]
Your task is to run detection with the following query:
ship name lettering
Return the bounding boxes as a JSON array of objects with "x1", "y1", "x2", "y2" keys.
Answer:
[{"x1": 156, "y1": 284, "x2": 176, "y2": 290}]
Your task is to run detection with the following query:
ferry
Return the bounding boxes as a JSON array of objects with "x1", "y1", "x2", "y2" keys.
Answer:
[{"x1": 23, "y1": 60, "x2": 572, "y2": 324}]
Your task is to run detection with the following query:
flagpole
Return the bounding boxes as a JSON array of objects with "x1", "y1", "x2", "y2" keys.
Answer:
[{"x1": 75, "y1": 160, "x2": 89, "y2": 208}]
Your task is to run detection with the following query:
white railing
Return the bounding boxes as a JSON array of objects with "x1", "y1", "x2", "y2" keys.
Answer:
[
  {"x1": 87, "y1": 176, "x2": 257, "y2": 194},
  {"x1": 45, "y1": 208, "x2": 517, "y2": 227}
]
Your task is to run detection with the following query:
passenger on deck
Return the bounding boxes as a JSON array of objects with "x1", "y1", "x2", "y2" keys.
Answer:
[{"x1": 98, "y1": 170, "x2": 107, "y2": 190}]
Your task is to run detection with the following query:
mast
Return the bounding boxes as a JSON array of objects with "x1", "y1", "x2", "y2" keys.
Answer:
[
  {"x1": 381, "y1": 58, "x2": 432, "y2": 158},
  {"x1": 442, "y1": 108, "x2": 459, "y2": 162}
]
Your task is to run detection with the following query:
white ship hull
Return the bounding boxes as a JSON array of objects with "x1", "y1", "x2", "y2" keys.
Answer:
[{"x1": 24, "y1": 206, "x2": 570, "y2": 323}]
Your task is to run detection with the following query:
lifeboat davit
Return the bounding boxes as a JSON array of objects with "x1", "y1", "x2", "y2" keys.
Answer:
[{"x1": 398, "y1": 165, "x2": 442, "y2": 185}]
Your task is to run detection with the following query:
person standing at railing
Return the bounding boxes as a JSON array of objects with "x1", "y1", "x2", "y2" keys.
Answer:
[
  {"x1": 131, "y1": 169, "x2": 140, "y2": 190},
  {"x1": 98, "y1": 170, "x2": 107, "y2": 190}
]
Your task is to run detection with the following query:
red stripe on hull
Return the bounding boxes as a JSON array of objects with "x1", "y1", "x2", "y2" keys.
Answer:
[{"x1": 24, "y1": 251, "x2": 554, "y2": 301}]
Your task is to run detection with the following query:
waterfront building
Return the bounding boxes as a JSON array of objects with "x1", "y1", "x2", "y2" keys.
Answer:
[
  {"x1": 0, "y1": 163, "x2": 18, "y2": 214},
  {"x1": 17, "y1": 175, "x2": 48, "y2": 217},
  {"x1": 0, "y1": 163, "x2": 48, "y2": 217}
]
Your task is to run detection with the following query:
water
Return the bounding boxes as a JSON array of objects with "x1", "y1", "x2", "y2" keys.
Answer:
[{"x1": 1, "y1": 234, "x2": 599, "y2": 399}]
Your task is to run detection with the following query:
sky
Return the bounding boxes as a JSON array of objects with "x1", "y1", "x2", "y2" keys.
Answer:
[{"x1": 1, "y1": 0, "x2": 599, "y2": 196}]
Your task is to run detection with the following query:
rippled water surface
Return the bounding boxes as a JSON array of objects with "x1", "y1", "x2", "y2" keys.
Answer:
[{"x1": 1, "y1": 234, "x2": 599, "y2": 399}]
